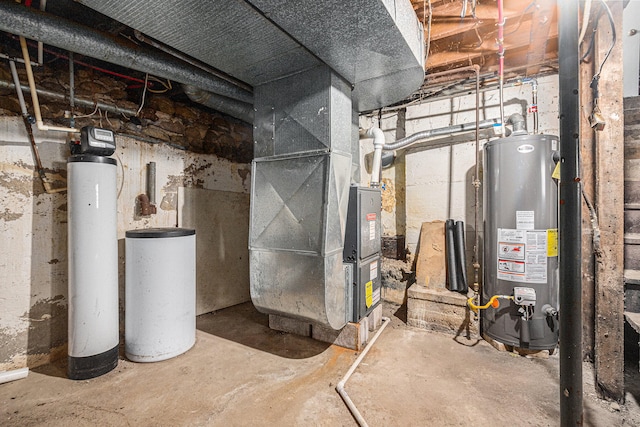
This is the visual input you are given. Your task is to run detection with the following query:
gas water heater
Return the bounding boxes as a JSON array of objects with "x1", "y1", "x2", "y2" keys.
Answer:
[
  {"x1": 67, "y1": 127, "x2": 119, "y2": 379},
  {"x1": 482, "y1": 133, "x2": 559, "y2": 350}
]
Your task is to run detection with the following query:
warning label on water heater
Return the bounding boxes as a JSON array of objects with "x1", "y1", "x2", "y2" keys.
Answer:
[{"x1": 497, "y1": 228, "x2": 547, "y2": 283}]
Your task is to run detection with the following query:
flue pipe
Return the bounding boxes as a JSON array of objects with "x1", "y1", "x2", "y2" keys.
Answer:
[
  {"x1": 358, "y1": 127, "x2": 385, "y2": 188},
  {"x1": 497, "y1": 0, "x2": 505, "y2": 130},
  {"x1": 182, "y1": 85, "x2": 255, "y2": 124},
  {"x1": 0, "y1": 1, "x2": 253, "y2": 104},
  {"x1": 379, "y1": 119, "x2": 497, "y2": 151}
]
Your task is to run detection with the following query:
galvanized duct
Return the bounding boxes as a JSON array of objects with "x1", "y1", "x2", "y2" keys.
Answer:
[
  {"x1": 0, "y1": 1, "x2": 253, "y2": 104},
  {"x1": 182, "y1": 85, "x2": 254, "y2": 124},
  {"x1": 382, "y1": 119, "x2": 499, "y2": 151},
  {"x1": 250, "y1": 65, "x2": 353, "y2": 330},
  {"x1": 76, "y1": 0, "x2": 425, "y2": 112}
]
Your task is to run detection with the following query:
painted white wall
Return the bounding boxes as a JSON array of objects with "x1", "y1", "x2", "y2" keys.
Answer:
[
  {"x1": 624, "y1": 0, "x2": 640, "y2": 97},
  {"x1": 360, "y1": 74, "x2": 560, "y2": 255},
  {"x1": 0, "y1": 117, "x2": 250, "y2": 372}
]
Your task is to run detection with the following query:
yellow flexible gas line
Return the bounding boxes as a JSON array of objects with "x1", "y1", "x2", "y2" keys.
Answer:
[{"x1": 467, "y1": 294, "x2": 514, "y2": 313}]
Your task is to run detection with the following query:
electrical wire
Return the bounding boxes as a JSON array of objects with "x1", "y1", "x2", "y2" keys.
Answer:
[
  {"x1": 73, "y1": 103, "x2": 100, "y2": 118},
  {"x1": 113, "y1": 150, "x2": 126, "y2": 200},
  {"x1": 504, "y1": 0, "x2": 538, "y2": 36},
  {"x1": 146, "y1": 75, "x2": 172, "y2": 93},
  {"x1": 577, "y1": 107, "x2": 603, "y2": 257},
  {"x1": 105, "y1": 109, "x2": 114, "y2": 127},
  {"x1": 591, "y1": 0, "x2": 616, "y2": 85},
  {"x1": 578, "y1": 0, "x2": 594, "y2": 46},
  {"x1": 136, "y1": 73, "x2": 150, "y2": 116},
  {"x1": 423, "y1": 0, "x2": 433, "y2": 65}
]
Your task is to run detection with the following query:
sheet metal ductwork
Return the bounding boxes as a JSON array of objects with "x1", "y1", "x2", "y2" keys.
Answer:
[
  {"x1": 67, "y1": 0, "x2": 425, "y2": 329},
  {"x1": 250, "y1": 66, "x2": 353, "y2": 329},
  {"x1": 75, "y1": 0, "x2": 424, "y2": 112}
]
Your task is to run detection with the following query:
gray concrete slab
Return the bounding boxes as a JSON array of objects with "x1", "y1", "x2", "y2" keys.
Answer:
[{"x1": 1, "y1": 302, "x2": 639, "y2": 426}]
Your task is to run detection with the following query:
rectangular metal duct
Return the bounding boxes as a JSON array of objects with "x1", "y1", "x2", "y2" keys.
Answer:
[
  {"x1": 250, "y1": 66, "x2": 353, "y2": 329},
  {"x1": 76, "y1": 0, "x2": 424, "y2": 111},
  {"x1": 76, "y1": 0, "x2": 320, "y2": 87}
]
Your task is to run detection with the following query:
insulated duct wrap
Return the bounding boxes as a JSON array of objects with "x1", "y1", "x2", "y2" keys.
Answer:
[{"x1": 75, "y1": 0, "x2": 425, "y2": 111}]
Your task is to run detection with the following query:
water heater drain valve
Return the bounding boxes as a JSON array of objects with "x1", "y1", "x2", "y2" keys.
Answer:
[{"x1": 513, "y1": 287, "x2": 536, "y2": 306}]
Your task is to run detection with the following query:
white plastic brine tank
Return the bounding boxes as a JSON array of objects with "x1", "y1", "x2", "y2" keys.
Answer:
[{"x1": 125, "y1": 227, "x2": 196, "y2": 362}]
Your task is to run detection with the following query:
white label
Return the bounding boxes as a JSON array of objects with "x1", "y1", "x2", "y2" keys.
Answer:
[
  {"x1": 517, "y1": 144, "x2": 535, "y2": 153},
  {"x1": 516, "y1": 211, "x2": 535, "y2": 230},
  {"x1": 369, "y1": 220, "x2": 376, "y2": 241},
  {"x1": 552, "y1": 139, "x2": 558, "y2": 151},
  {"x1": 370, "y1": 261, "x2": 378, "y2": 280},
  {"x1": 497, "y1": 228, "x2": 547, "y2": 284},
  {"x1": 372, "y1": 288, "x2": 381, "y2": 306}
]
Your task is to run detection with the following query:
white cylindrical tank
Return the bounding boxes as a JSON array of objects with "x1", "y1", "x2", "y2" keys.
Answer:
[
  {"x1": 67, "y1": 154, "x2": 119, "y2": 380},
  {"x1": 125, "y1": 228, "x2": 196, "y2": 362}
]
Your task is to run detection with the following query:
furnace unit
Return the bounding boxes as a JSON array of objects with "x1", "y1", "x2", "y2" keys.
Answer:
[{"x1": 343, "y1": 185, "x2": 382, "y2": 323}]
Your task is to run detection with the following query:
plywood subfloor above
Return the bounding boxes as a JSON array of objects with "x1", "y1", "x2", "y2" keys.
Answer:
[{"x1": 411, "y1": 0, "x2": 559, "y2": 79}]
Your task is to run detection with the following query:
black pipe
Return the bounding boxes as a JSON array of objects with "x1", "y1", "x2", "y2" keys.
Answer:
[
  {"x1": 454, "y1": 221, "x2": 469, "y2": 293},
  {"x1": 558, "y1": 0, "x2": 583, "y2": 425},
  {"x1": 0, "y1": 1, "x2": 253, "y2": 104},
  {"x1": 445, "y1": 219, "x2": 459, "y2": 292}
]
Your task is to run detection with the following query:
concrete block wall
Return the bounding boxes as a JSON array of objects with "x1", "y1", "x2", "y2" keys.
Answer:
[
  {"x1": 0, "y1": 117, "x2": 251, "y2": 373},
  {"x1": 360, "y1": 74, "x2": 560, "y2": 289}
]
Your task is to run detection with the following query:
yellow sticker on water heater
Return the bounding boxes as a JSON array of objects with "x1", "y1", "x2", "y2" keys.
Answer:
[
  {"x1": 547, "y1": 228, "x2": 558, "y2": 257},
  {"x1": 552, "y1": 162, "x2": 561, "y2": 180},
  {"x1": 365, "y1": 281, "x2": 373, "y2": 308}
]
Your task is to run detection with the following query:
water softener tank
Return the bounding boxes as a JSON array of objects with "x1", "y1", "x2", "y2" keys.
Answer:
[
  {"x1": 483, "y1": 134, "x2": 559, "y2": 350},
  {"x1": 67, "y1": 154, "x2": 119, "y2": 379},
  {"x1": 125, "y1": 228, "x2": 196, "y2": 362}
]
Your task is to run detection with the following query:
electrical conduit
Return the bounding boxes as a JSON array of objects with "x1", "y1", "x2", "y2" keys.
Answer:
[{"x1": 336, "y1": 317, "x2": 390, "y2": 427}]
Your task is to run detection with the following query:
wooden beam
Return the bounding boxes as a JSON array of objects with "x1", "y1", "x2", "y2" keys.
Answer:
[
  {"x1": 594, "y1": 0, "x2": 625, "y2": 402},
  {"x1": 525, "y1": 0, "x2": 556, "y2": 75},
  {"x1": 419, "y1": 1, "x2": 534, "y2": 42},
  {"x1": 579, "y1": 6, "x2": 596, "y2": 363},
  {"x1": 426, "y1": 18, "x2": 558, "y2": 70}
]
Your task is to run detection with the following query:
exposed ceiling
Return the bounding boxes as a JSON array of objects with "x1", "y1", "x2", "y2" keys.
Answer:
[
  {"x1": 0, "y1": 0, "x2": 560, "y2": 112},
  {"x1": 408, "y1": 0, "x2": 558, "y2": 96}
]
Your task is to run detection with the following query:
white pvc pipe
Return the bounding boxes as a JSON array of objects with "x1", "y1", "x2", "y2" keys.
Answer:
[
  {"x1": 336, "y1": 317, "x2": 390, "y2": 427},
  {"x1": 0, "y1": 368, "x2": 29, "y2": 385},
  {"x1": 359, "y1": 127, "x2": 385, "y2": 188},
  {"x1": 19, "y1": 36, "x2": 78, "y2": 134}
]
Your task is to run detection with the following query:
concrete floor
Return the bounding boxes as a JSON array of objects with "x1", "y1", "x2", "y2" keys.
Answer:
[{"x1": 2, "y1": 302, "x2": 640, "y2": 426}]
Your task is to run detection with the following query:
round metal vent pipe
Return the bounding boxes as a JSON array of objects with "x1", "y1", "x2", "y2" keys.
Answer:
[{"x1": 182, "y1": 85, "x2": 254, "y2": 124}]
